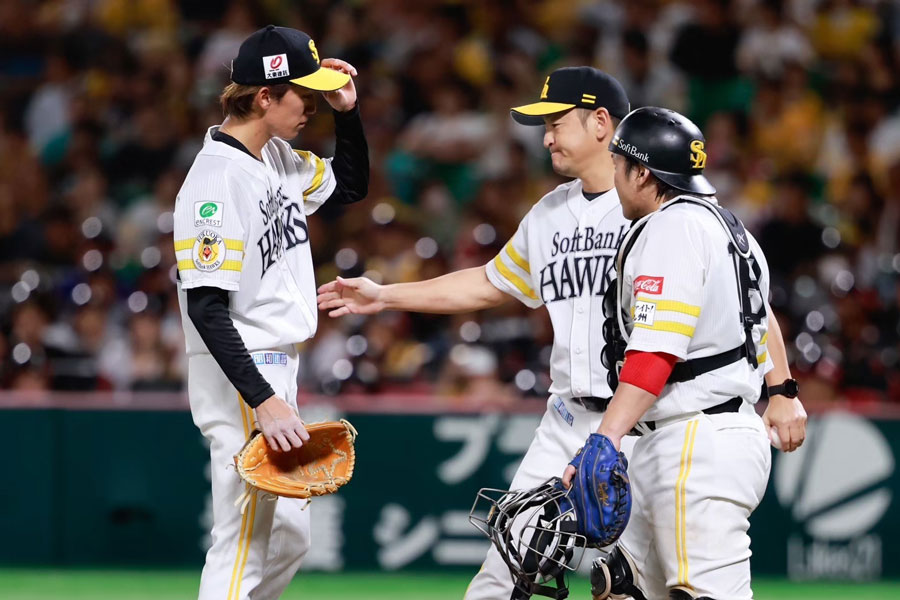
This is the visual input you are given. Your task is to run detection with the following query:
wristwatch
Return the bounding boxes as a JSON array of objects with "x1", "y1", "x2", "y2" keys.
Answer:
[{"x1": 768, "y1": 378, "x2": 799, "y2": 398}]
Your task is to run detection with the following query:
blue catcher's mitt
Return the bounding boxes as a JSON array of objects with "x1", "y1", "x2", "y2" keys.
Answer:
[{"x1": 568, "y1": 434, "x2": 631, "y2": 547}]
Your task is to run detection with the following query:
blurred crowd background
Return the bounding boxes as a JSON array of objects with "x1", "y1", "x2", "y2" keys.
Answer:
[{"x1": 1, "y1": 0, "x2": 899, "y2": 405}]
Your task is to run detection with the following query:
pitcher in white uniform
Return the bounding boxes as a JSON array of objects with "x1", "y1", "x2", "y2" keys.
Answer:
[
  {"x1": 563, "y1": 107, "x2": 807, "y2": 600},
  {"x1": 173, "y1": 25, "x2": 368, "y2": 600}
]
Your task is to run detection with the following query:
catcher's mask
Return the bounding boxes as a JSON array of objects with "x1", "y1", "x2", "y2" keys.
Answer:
[{"x1": 469, "y1": 478, "x2": 586, "y2": 600}]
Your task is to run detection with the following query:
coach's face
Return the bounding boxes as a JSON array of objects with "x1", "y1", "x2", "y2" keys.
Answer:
[
  {"x1": 263, "y1": 86, "x2": 318, "y2": 140},
  {"x1": 543, "y1": 109, "x2": 596, "y2": 177}
]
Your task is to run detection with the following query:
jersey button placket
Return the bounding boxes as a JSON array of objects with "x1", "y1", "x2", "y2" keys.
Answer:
[{"x1": 571, "y1": 208, "x2": 595, "y2": 396}]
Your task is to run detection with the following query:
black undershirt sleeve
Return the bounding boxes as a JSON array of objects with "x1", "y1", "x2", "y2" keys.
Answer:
[
  {"x1": 326, "y1": 104, "x2": 369, "y2": 205},
  {"x1": 186, "y1": 286, "x2": 274, "y2": 408}
]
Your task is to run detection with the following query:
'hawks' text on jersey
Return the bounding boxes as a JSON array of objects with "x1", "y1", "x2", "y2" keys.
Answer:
[
  {"x1": 485, "y1": 180, "x2": 630, "y2": 399},
  {"x1": 539, "y1": 224, "x2": 626, "y2": 303}
]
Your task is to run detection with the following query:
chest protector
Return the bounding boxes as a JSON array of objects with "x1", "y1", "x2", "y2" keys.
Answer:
[{"x1": 601, "y1": 196, "x2": 766, "y2": 390}]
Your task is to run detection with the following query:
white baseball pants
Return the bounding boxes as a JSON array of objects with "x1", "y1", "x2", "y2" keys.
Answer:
[
  {"x1": 189, "y1": 347, "x2": 310, "y2": 600},
  {"x1": 619, "y1": 408, "x2": 771, "y2": 599}
]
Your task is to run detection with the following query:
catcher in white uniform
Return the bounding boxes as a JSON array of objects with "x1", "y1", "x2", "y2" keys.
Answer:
[
  {"x1": 563, "y1": 107, "x2": 807, "y2": 600},
  {"x1": 173, "y1": 26, "x2": 368, "y2": 600}
]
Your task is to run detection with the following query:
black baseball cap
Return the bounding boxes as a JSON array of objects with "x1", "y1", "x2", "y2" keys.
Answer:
[
  {"x1": 609, "y1": 107, "x2": 716, "y2": 195},
  {"x1": 511, "y1": 67, "x2": 630, "y2": 126},
  {"x1": 231, "y1": 25, "x2": 350, "y2": 91}
]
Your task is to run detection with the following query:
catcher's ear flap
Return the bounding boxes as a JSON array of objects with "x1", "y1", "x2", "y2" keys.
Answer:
[{"x1": 233, "y1": 430, "x2": 264, "y2": 469}]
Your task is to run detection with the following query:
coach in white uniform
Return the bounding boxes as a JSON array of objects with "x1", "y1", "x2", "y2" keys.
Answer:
[
  {"x1": 173, "y1": 26, "x2": 368, "y2": 600},
  {"x1": 318, "y1": 67, "x2": 632, "y2": 598},
  {"x1": 565, "y1": 107, "x2": 807, "y2": 599}
]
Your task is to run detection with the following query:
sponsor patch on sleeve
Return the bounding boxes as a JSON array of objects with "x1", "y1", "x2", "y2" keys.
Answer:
[
  {"x1": 194, "y1": 201, "x2": 223, "y2": 227},
  {"x1": 633, "y1": 275, "x2": 664, "y2": 296},
  {"x1": 192, "y1": 230, "x2": 225, "y2": 272},
  {"x1": 633, "y1": 301, "x2": 656, "y2": 326}
]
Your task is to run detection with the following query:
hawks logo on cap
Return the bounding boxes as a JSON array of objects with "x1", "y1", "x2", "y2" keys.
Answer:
[
  {"x1": 232, "y1": 25, "x2": 350, "y2": 90},
  {"x1": 689, "y1": 140, "x2": 707, "y2": 169},
  {"x1": 511, "y1": 67, "x2": 631, "y2": 126}
]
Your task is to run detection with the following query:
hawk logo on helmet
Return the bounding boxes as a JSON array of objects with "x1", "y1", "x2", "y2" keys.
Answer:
[{"x1": 690, "y1": 139, "x2": 707, "y2": 169}]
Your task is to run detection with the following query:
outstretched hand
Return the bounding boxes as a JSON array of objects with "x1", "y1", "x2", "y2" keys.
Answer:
[{"x1": 317, "y1": 276, "x2": 385, "y2": 317}]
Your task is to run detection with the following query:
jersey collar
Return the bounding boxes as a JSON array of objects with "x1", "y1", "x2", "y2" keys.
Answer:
[{"x1": 204, "y1": 126, "x2": 265, "y2": 164}]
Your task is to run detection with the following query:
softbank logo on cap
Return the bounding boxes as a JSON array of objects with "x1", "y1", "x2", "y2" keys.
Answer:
[{"x1": 263, "y1": 53, "x2": 289, "y2": 79}]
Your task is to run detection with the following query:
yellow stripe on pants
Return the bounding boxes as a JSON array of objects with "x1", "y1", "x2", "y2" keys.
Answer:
[
  {"x1": 228, "y1": 395, "x2": 256, "y2": 600},
  {"x1": 238, "y1": 394, "x2": 251, "y2": 438},
  {"x1": 227, "y1": 502, "x2": 251, "y2": 600},
  {"x1": 675, "y1": 419, "x2": 699, "y2": 587},
  {"x1": 233, "y1": 492, "x2": 258, "y2": 599}
]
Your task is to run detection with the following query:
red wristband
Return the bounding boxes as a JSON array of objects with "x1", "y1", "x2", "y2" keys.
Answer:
[{"x1": 618, "y1": 350, "x2": 678, "y2": 396}]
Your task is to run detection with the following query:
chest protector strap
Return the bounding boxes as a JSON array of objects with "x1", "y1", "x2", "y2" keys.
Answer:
[{"x1": 615, "y1": 196, "x2": 765, "y2": 385}]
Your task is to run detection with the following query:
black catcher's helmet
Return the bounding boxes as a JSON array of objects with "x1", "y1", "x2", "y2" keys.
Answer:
[{"x1": 609, "y1": 106, "x2": 716, "y2": 195}]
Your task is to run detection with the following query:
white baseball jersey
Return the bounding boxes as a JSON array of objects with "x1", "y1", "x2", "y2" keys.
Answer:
[
  {"x1": 173, "y1": 126, "x2": 336, "y2": 355},
  {"x1": 617, "y1": 195, "x2": 773, "y2": 422},
  {"x1": 485, "y1": 180, "x2": 629, "y2": 399}
]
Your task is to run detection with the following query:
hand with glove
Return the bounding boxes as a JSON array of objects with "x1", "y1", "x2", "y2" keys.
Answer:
[
  {"x1": 563, "y1": 434, "x2": 631, "y2": 547},
  {"x1": 255, "y1": 394, "x2": 310, "y2": 451},
  {"x1": 234, "y1": 420, "x2": 358, "y2": 500}
]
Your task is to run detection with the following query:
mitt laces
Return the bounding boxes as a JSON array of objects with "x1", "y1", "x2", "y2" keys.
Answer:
[{"x1": 234, "y1": 485, "x2": 276, "y2": 515}]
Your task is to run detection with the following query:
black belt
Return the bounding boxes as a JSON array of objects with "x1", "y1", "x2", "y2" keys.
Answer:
[
  {"x1": 631, "y1": 397, "x2": 744, "y2": 436},
  {"x1": 570, "y1": 396, "x2": 611, "y2": 412}
]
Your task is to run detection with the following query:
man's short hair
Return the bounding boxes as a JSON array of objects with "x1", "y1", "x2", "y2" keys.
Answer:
[{"x1": 622, "y1": 155, "x2": 681, "y2": 201}]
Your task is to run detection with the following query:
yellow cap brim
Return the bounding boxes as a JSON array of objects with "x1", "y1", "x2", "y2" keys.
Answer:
[
  {"x1": 510, "y1": 101, "x2": 577, "y2": 125},
  {"x1": 290, "y1": 67, "x2": 351, "y2": 92},
  {"x1": 510, "y1": 101, "x2": 577, "y2": 116}
]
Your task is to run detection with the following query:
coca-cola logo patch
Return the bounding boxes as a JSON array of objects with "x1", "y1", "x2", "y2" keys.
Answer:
[{"x1": 633, "y1": 276, "x2": 664, "y2": 295}]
